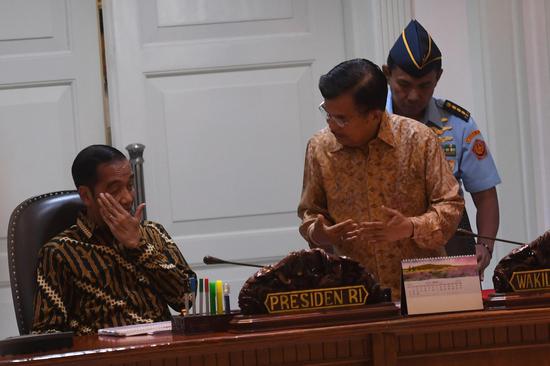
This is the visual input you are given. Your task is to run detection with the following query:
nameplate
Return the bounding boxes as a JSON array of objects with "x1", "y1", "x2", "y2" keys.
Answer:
[
  {"x1": 264, "y1": 285, "x2": 369, "y2": 314},
  {"x1": 509, "y1": 269, "x2": 550, "y2": 292}
]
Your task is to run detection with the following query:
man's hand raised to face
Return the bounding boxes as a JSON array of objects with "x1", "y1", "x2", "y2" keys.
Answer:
[{"x1": 98, "y1": 193, "x2": 146, "y2": 249}]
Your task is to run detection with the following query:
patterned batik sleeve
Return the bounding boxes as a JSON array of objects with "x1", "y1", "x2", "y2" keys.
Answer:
[
  {"x1": 409, "y1": 132, "x2": 465, "y2": 249},
  {"x1": 297, "y1": 140, "x2": 331, "y2": 246},
  {"x1": 127, "y1": 222, "x2": 196, "y2": 311},
  {"x1": 32, "y1": 244, "x2": 70, "y2": 333}
]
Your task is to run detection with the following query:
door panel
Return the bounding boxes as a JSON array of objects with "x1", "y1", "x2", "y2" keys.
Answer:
[
  {"x1": 103, "y1": 0, "x2": 347, "y2": 304},
  {"x1": 0, "y1": 0, "x2": 105, "y2": 335}
]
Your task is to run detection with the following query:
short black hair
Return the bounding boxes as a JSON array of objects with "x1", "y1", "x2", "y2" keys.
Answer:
[
  {"x1": 71, "y1": 145, "x2": 127, "y2": 189},
  {"x1": 319, "y1": 58, "x2": 388, "y2": 113},
  {"x1": 386, "y1": 53, "x2": 442, "y2": 76}
]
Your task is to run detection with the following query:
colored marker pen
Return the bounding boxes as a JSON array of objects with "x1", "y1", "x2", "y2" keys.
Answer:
[
  {"x1": 190, "y1": 277, "x2": 197, "y2": 315},
  {"x1": 216, "y1": 280, "x2": 223, "y2": 314},
  {"x1": 199, "y1": 278, "x2": 204, "y2": 315},
  {"x1": 210, "y1": 282, "x2": 217, "y2": 314},
  {"x1": 223, "y1": 282, "x2": 231, "y2": 314},
  {"x1": 205, "y1": 278, "x2": 210, "y2": 315}
]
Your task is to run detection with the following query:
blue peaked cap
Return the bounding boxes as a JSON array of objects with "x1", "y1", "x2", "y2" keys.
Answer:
[{"x1": 388, "y1": 20, "x2": 442, "y2": 77}]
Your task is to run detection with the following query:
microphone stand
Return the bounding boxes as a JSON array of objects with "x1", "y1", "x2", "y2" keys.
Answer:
[
  {"x1": 203, "y1": 256, "x2": 265, "y2": 268},
  {"x1": 456, "y1": 228, "x2": 525, "y2": 246}
]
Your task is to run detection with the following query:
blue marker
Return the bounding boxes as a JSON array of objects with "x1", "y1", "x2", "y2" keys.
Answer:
[{"x1": 190, "y1": 277, "x2": 197, "y2": 315}]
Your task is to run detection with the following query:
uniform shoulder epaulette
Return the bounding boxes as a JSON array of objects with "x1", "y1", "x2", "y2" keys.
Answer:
[{"x1": 442, "y1": 100, "x2": 470, "y2": 121}]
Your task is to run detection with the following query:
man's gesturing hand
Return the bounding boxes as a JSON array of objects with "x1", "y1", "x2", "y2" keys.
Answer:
[
  {"x1": 309, "y1": 214, "x2": 358, "y2": 251},
  {"x1": 358, "y1": 206, "x2": 413, "y2": 243},
  {"x1": 98, "y1": 193, "x2": 146, "y2": 249}
]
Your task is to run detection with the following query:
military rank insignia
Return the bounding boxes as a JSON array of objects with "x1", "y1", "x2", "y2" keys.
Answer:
[
  {"x1": 448, "y1": 160, "x2": 455, "y2": 170},
  {"x1": 439, "y1": 136, "x2": 453, "y2": 143},
  {"x1": 472, "y1": 140, "x2": 487, "y2": 160},
  {"x1": 443, "y1": 144, "x2": 456, "y2": 157},
  {"x1": 443, "y1": 100, "x2": 470, "y2": 121}
]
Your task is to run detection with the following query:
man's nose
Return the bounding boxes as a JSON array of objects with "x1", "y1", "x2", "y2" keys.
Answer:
[
  {"x1": 407, "y1": 89, "x2": 421, "y2": 102},
  {"x1": 119, "y1": 188, "x2": 134, "y2": 207},
  {"x1": 327, "y1": 118, "x2": 341, "y2": 130}
]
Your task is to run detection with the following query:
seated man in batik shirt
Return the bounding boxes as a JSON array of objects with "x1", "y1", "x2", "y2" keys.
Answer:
[{"x1": 33, "y1": 145, "x2": 195, "y2": 335}]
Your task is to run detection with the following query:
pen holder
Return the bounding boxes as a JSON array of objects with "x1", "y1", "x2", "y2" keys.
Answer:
[{"x1": 171, "y1": 312, "x2": 237, "y2": 334}]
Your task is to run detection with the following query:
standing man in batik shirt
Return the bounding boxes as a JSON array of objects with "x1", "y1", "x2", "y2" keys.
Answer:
[
  {"x1": 298, "y1": 59, "x2": 464, "y2": 300},
  {"x1": 33, "y1": 145, "x2": 196, "y2": 335},
  {"x1": 383, "y1": 20, "x2": 501, "y2": 277}
]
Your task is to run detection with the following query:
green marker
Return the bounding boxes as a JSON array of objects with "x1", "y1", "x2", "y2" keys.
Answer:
[{"x1": 210, "y1": 282, "x2": 217, "y2": 314}]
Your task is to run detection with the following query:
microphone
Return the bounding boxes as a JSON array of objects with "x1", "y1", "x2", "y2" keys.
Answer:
[
  {"x1": 455, "y1": 228, "x2": 525, "y2": 246},
  {"x1": 203, "y1": 255, "x2": 265, "y2": 268}
]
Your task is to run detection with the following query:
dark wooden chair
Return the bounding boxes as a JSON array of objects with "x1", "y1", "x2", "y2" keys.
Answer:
[{"x1": 7, "y1": 191, "x2": 84, "y2": 334}]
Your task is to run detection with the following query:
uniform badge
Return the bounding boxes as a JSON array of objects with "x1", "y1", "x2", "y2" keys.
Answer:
[
  {"x1": 432, "y1": 126, "x2": 453, "y2": 135},
  {"x1": 430, "y1": 127, "x2": 444, "y2": 135},
  {"x1": 440, "y1": 117, "x2": 449, "y2": 123},
  {"x1": 448, "y1": 160, "x2": 455, "y2": 170},
  {"x1": 443, "y1": 144, "x2": 456, "y2": 157},
  {"x1": 438, "y1": 136, "x2": 453, "y2": 143},
  {"x1": 472, "y1": 140, "x2": 487, "y2": 160},
  {"x1": 466, "y1": 130, "x2": 480, "y2": 143}
]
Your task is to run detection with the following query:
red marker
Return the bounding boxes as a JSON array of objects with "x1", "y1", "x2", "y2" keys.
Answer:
[{"x1": 204, "y1": 278, "x2": 210, "y2": 315}]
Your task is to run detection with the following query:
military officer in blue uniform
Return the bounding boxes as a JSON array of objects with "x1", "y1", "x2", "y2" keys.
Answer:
[{"x1": 383, "y1": 20, "x2": 501, "y2": 278}]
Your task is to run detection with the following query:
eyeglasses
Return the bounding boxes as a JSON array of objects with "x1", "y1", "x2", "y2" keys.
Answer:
[{"x1": 318, "y1": 102, "x2": 349, "y2": 128}]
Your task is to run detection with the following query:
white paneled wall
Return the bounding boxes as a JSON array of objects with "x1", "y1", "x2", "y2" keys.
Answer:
[
  {"x1": 412, "y1": 0, "x2": 548, "y2": 289},
  {"x1": 103, "y1": 0, "x2": 349, "y2": 313},
  {"x1": 0, "y1": 0, "x2": 549, "y2": 339},
  {"x1": 0, "y1": 0, "x2": 105, "y2": 337}
]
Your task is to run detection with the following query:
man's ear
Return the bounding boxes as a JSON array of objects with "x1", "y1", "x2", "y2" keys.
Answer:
[
  {"x1": 78, "y1": 186, "x2": 93, "y2": 206},
  {"x1": 382, "y1": 65, "x2": 391, "y2": 79},
  {"x1": 368, "y1": 109, "x2": 384, "y2": 122}
]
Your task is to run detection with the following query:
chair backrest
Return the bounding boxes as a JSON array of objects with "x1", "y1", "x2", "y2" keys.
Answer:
[{"x1": 7, "y1": 191, "x2": 85, "y2": 335}]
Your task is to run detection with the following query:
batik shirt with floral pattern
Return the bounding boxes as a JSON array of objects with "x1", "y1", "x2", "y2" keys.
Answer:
[
  {"x1": 33, "y1": 213, "x2": 195, "y2": 335},
  {"x1": 298, "y1": 112, "x2": 464, "y2": 300}
]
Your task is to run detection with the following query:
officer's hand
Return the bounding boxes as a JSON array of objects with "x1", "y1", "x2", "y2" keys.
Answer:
[
  {"x1": 476, "y1": 243, "x2": 492, "y2": 281},
  {"x1": 309, "y1": 215, "x2": 358, "y2": 251},
  {"x1": 357, "y1": 206, "x2": 413, "y2": 243},
  {"x1": 98, "y1": 193, "x2": 145, "y2": 249}
]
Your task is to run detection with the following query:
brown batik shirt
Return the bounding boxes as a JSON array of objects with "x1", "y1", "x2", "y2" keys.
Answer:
[
  {"x1": 298, "y1": 112, "x2": 464, "y2": 300},
  {"x1": 33, "y1": 213, "x2": 195, "y2": 335}
]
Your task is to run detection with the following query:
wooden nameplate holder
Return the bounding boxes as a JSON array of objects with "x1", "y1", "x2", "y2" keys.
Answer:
[
  {"x1": 172, "y1": 302, "x2": 400, "y2": 334},
  {"x1": 229, "y1": 302, "x2": 400, "y2": 332},
  {"x1": 486, "y1": 268, "x2": 550, "y2": 309},
  {"x1": 485, "y1": 291, "x2": 550, "y2": 310}
]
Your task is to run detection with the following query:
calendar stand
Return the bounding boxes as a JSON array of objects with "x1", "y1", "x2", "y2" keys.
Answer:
[{"x1": 401, "y1": 255, "x2": 483, "y2": 315}]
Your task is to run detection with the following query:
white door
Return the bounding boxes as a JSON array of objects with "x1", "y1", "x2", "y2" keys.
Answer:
[
  {"x1": 102, "y1": 0, "x2": 349, "y2": 303},
  {"x1": 0, "y1": 0, "x2": 105, "y2": 334}
]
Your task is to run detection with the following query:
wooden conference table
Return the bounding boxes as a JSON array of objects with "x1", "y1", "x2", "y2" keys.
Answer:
[{"x1": 2, "y1": 306, "x2": 550, "y2": 366}]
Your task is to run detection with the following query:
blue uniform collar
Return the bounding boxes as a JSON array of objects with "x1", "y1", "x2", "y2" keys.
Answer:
[
  {"x1": 386, "y1": 90, "x2": 443, "y2": 127},
  {"x1": 386, "y1": 91, "x2": 395, "y2": 114},
  {"x1": 424, "y1": 98, "x2": 444, "y2": 127}
]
